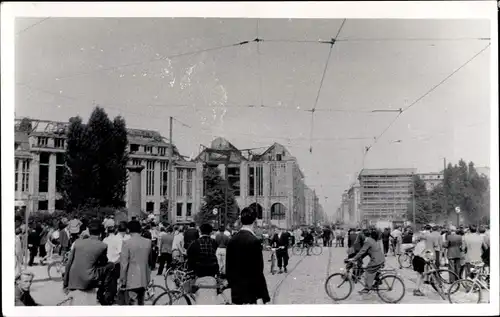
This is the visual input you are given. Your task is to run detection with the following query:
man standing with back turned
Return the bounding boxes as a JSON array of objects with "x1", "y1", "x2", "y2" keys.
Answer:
[
  {"x1": 226, "y1": 207, "x2": 270, "y2": 305},
  {"x1": 120, "y1": 220, "x2": 154, "y2": 305}
]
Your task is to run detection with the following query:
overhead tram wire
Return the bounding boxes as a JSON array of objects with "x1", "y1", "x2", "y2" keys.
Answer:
[
  {"x1": 16, "y1": 17, "x2": 50, "y2": 35},
  {"x1": 308, "y1": 19, "x2": 346, "y2": 154},
  {"x1": 255, "y1": 20, "x2": 264, "y2": 108},
  {"x1": 42, "y1": 39, "x2": 255, "y2": 82},
  {"x1": 348, "y1": 41, "x2": 491, "y2": 188}
]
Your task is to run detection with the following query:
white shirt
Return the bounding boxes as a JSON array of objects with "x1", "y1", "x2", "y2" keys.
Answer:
[
  {"x1": 239, "y1": 226, "x2": 256, "y2": 236},
  {"x1": 224, "y1": 230, "x2": 231, "y2": 237},
  {"x1": 103, "y1": 233, "x2": 128, "y2": 263},
  {"x1": 172, "y1": 232, "x2": 184, "y2": 252}
]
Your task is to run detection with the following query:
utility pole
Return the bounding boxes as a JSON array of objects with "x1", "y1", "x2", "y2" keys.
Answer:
[
  {"x1": 224, "y1": 163, "x2": 228, "y2": 230},
  {"x1": 168, "y1": 116, "x2": 174, "y2": 223},
  {"x1": 443, "y1": 158, "x2": 448, "y2": 224}
]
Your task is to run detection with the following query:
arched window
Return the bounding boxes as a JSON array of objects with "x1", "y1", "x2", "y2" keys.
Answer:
[
  {"x1": 270, "y1": 203, "x2": 286, "y2": 220},
  {"x1": 249, "y1": 203, "x2": 263, "y2": 220}
]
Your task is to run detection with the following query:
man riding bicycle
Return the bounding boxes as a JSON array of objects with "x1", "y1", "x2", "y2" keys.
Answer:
[{"x1": 347, "y1": 228, "x2": 385, "y2": 294}]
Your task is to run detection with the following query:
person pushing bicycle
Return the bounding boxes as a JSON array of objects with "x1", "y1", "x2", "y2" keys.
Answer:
[{"x1": 347, "y1": 228, "x2": 385, "y2": 294}]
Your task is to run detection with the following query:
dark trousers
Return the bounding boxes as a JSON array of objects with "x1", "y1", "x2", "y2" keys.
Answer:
[
  {"x1": 323, "y1": 237, "x2": 329, "y2": 247},
  {"x1": 28, "y1": 246, "x2": 38, "y2": 266},
  {"x1": 448, "y1": 258, "x2": 461, "y2": 282},
  {"x1": 38, "y1": 244, "x2": 47, "y2": 259},
  {"x1": 340, "y1": 238, "x2": 344, "y2": 247},
  {"x1": 96, "y1": 262, "x2": 116, "y2": 305},
  {"x1": 276, "y1": 249, "x2": 289, "y2": 269},
  {"x1": 435, "y1": 251, "x2": 441, "y2": 268},
  {"x1": 382, "y1": 240, "x2": 389, "y2": 255},
  {"x1": 126, "y1": 287, "x2": 145, "y2": 305},
  {"x1": 157, "y1": 252, "x2": 172, "y2": 275},
  {"x1": 102, "y1": 262, "x2": 121, "y2": 305}
]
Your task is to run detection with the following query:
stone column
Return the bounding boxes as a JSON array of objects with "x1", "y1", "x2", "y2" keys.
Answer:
[
  {"x1": 127, "y1": 165, "x2": 144, "y2": 221},
  {"x1": 48, "y1": 153, "x2": 57, "y2": 213},
  {"x1": 154, "y1": 160, "x2": 161, "y2": 216},
  {"x1": 240, "y1": 162, "x2": 248, "y2": 203},
  {"x1": 31, "y1": 154, "x2": 40, "y2": 213},
  {"x1": 263, "y1": 162, "x2": 271, "y2": 223},
  {"x1": 194, "y1": 162, "x2": 204, "y2": 217}
]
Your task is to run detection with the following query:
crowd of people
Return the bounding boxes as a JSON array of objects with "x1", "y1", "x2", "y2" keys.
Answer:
[
  {"x1": 14, "y1": 208, "x2": 274, "y2": 306},
  {"x1": 14, "y1": 211, "x2": 491, "y2": 306}
]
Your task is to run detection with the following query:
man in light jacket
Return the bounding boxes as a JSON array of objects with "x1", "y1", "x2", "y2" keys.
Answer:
[{"x1": 119, "y1": 220, "x2": 154, "y2": 305}]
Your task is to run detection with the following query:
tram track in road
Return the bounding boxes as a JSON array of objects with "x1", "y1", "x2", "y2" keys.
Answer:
[{"x1": 270, "y1": 253, "x2": 307, "y2": 304}]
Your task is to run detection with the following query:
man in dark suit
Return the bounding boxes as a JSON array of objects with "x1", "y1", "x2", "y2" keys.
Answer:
[
  {"x1": 63, "y1": 219, "x2": 110, "y2": 305},
  {"x1": 443, "y1": 227, "x2": 462, "y2": 282},
  {"x1": 226, "y1": 207, "x2": 270, "y2": 305},
  {"x1": 271, "y1": 228, "x2": 291, "y2": 274},
  {"x1": 184, "y1": 222, "x2": 200, "y2": 251},
  {"x1": 120, "y1": 220, "x2": 154, "y2": 305}
]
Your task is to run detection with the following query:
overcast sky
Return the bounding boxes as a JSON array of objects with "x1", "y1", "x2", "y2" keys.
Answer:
[{"x1": 15, "y1": 18, "x2": 491, "y2": 215}]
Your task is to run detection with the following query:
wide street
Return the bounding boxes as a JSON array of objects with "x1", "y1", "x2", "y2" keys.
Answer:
[{"x1": 26, "y1": 245, "x2": 490, "y2": 305}]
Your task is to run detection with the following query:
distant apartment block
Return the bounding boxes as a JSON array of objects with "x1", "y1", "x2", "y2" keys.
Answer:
[
  {"x1": 418, "y1": 172, "x2": 443, "y2": 191},
  {"x1": 358, "y1": 168, "x2": 417, "y2": 223}
]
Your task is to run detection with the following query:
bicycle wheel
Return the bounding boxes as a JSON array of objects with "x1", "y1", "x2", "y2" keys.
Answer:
[
  {"x1": 169, "y1": 291, "x2": 194, "y2": 305},
  {"x1": 397, "y1": 254, "x2": 412, "y2": 269},
  {"x1": 292, "y1": 246, "x2": 303, "y2": 256},
  {"x1": 376, "y1": 274, "x2": 406, "y2": 304},
  {"x1": 312, "y1": 245, "x2": 323, "y2": 256},
  {"x1": 164, "y1": 268, "x2": 177, "y2": 290},
  {"x1": 47, "y1": 261, "x2": 64, "y2": 281},
  {"x1": 145, "y1": 284, "x2": 167, "y2": 303},
  {"x1": 435, "y1": 269, "x2": 460, "y2": 286},
  {"x1": 152, "y1": 290, "x2": 173, "y2": 305},
  {"x1": 324, "y1": 273, "x2": 353, "y2": 301},
  {"x1": 447, "y1": 279, "x2": 481, "y2": 304}
]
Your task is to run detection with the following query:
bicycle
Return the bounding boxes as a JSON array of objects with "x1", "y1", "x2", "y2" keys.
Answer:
[
  {"x1": 419, "y1": 253, "x2": 460, "y2": 300},
  {"x1": 153, "y1": 274, "x2": 230, "y2": 305},
  {"x1": 325, "y1": 259, "x2": 406, "y2": 303},
  {"x1": 292, "y1": 241, "x2": 322, "y2": 256},
  {"x1": 47, "y1": 251, "x2": 70, "y2": 281},
  {"x1": 397, "y1": 246, "x2": 414, "y2": 268},
  {"x1": 144, "y1": 279, "x2": 168, "y2": 304},
  {"x1": 448, "y1": 262, "x2": 490, "y2": 304}
]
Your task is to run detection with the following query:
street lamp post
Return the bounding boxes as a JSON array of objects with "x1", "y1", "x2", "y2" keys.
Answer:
[{"x1": 455, "y1": 206, "x2": 460, "y2": 227}]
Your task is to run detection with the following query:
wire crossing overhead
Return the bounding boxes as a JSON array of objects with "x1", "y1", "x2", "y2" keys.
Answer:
[{"x1": 308, "y1": 19, "x2": 346, "y2": 154}]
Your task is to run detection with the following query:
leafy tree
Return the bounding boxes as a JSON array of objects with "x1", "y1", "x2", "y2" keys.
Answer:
[
  {"x1": 427, "y1": 159, "x2": 490, "y2": 226},
  {"x1": 196, "y1": 166, "x2": 239, "y2": 228},
  {"x1": 17, "y1": 118, "x2": 33, "y2": 133},
  {"x1": 406, "y1": 175, "x2": 433, "y2": 225},
  {"x1": 61, "y1": 107, "x2": 129, "y2": 212}
]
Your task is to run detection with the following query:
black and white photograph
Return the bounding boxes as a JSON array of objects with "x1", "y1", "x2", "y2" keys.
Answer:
[{"x1": 1, "y1": 2, "x2": 498, "y2": 316}]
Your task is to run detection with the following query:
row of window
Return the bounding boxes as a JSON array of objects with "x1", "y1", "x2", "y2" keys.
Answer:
[
  {"x1": 145, "y1": 201, "x2": 193, "y2": 217},
  {"x1": 15, "y1": 159, "x2": 30, "y2": 192},
  {"x1": 39, "y1": 152, "x2": 65, "y2": 193},
  {"x1": 38, "y1": 199, "x2": 65, "y2": 211},
  {"x1": 130, "y1": 144, "x2": 168, "y2": 156},
  {"x1": 141, "y1": 160, "x2": 194, "y2": 198},
  {"x1": 36, "y1": 137, "x2": 65, "y2": 149}
]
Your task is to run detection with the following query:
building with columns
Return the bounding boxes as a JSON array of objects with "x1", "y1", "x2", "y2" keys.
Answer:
[
  {"x1": 14, "y1": 118, "x2": 203, "y2": 223},
  {"x1": 195, "y1": 138, "x2": 313, "y2": 229}
]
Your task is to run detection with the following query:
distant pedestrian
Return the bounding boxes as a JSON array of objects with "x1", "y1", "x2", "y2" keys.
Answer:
[
  {"x1": 215, "y1": 227, "x2": 230, "y2": 275},
  {"x1": 184, "y1": 222, "x2": 200, "y2": 251}
]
